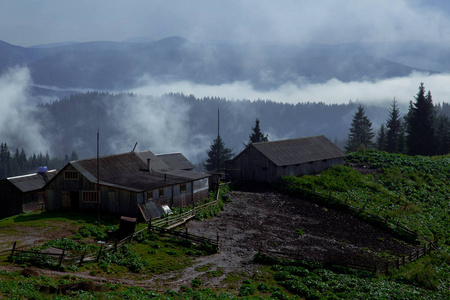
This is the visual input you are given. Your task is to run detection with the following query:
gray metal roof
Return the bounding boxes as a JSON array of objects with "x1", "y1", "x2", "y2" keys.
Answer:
[
  {"x1": 139, "y1": 203, "x2": 171, "y2": 222},
  {"x1": 70, "y1": 150, "x2": 208, "y2": 192},
  {"x1": 250, "y1": 135, "x2": 346, "y2": 166},
  {"x1": 7, "y1": 170, "x2": 57, "y2": 193},
  {"x1": 156, "y1": 153, "x2": 194, "y2": 170}
]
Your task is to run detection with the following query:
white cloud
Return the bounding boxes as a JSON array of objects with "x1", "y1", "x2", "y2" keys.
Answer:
[
  {"x1": 0, "y1": 67, "x2": 50, "y2": 154},
  {"x1": 130, "y1": 72, "x2": 450, "y2": 109},
  {"x1": 105, "y1": 94, "x2": 210, "y2": 163}
]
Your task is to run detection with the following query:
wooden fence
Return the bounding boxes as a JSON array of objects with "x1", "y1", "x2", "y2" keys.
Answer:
[
  {"x1": 6, "y1": 195, "x2": 222, "y2": 268},
  {"x1": 272, "y1": 182, "x2": 440, "y2": 273},
  {"x1": 280, "y1": 183, "x2": 440, "y2": 247},
  {"x1": 258, "y1": 239, "x2": 437, "y2": 274}
]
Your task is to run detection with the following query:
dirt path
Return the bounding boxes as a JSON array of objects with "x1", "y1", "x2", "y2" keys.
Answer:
[{"x1": 0, "y1": 190, "x2": 415, "y2": 291}]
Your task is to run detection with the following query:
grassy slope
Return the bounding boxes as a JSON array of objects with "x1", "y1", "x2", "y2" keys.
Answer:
[{"x1": 0, "y1": 157, "x2": 449, "y2": 299}]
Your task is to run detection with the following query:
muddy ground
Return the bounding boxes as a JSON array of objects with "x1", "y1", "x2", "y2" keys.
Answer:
[
  {"x1": 164, "y1": 188, "x2": 414, "y2": 289},
  {"x1": 0, "y1": 189, "x2": 415, "y2": 291}
]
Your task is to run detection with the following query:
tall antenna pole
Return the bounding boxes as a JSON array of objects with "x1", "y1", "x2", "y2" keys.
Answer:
[
  {"x1": 217, "y1": 109, "x2": 220, "y2": 172},
  {"x1": 97, "y1": 129, "x2": 100, "y2": 225}
]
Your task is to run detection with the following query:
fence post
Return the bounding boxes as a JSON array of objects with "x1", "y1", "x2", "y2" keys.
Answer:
[
  {"x1": 185, "y1": 227, "x2": 188, "y2": 240},
  {"x1": 114, "y1": 240, "x2": 118, "y2": 252},
  {"x1": 416, "y1": 248, "x2": 419, "y2": 260},
  {"x1": 10, "y1": 242, "x2": 17, "y2": 258},
  {"x1": 409, "y1": 250, "x2": 412, "y2": 262},
  {"x1": 96, "y1": 245, "x2": 104, "y2": 263},
  {"x1": 385, "y1": 263, "x2": 389, "y2": 275},
  {"x1": 78, "y1": 249, "x2": 87, "y2": 267},
  {"x1": 423, "y1": 244, "x2": 426, "y2": 255},
  {"x1": 402, "y1": 256, "x2": 405, "y2": 266},
  {"x1": 148, "y1": 222, "x2": 152, "y2": 233},
  {"x1": 396, "y1": 258, "x2": 400, "y2": 269},
  {"x1": 59, "y1": 248, "x2": 66, "y2": 267}
]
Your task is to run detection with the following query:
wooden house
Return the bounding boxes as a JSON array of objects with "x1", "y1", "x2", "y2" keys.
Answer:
[
  {"x1": 44, "y1": 150, "x2": 210, "y2": 220},
  {"x1": 0, "y1": 168, "x2": 56, "y2": 219},
  {"x1": 226, "y1": 135, "x2": 346, "y2": 183}
]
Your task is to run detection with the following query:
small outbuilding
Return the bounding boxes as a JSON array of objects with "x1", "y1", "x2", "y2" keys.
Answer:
[
  {"x1": 44, "y1": 150, "x2": 210, "y2": 221},
  {"x1": 226, "y1": 135, "x2": 346, "y2": 183},
  {"x1": 0, "y1": 168, "x2": 57, "y2": 219}
]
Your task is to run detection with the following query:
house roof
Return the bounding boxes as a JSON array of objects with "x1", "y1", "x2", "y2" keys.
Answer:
[
  {"x1": 7, "y1": 170, "x2": 57, "y2": 193},
  {"x1": 156, "y1": 153, "x2": 194, "y2": 170},
  {"x1": 248, "y1": 135, "x2": 346, "y2": 167},
  {"x1": 69, "y1": 150, "x2": 208, "y2": 192}
]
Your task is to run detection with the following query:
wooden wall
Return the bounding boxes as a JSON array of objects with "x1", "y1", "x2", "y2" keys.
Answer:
[{"x1": 227, "y1": 148, "x2": 345, "y2": 183}]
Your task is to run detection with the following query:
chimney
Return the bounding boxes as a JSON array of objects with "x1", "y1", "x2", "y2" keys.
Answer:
[{"x1": 147, "y1": 159, "x2": 152, "y2": 172}]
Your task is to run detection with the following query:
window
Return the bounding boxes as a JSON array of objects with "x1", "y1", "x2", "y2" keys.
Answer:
[
  {"x1": 82, "y1": 191, "x2": 99, "y2": 203},
  {"x1": 159, "y1": 188, "x2": 165, "y2": 198},
  {"x1": 148, "y1": 190, "x2": 153, "y2": 201},
  {"x1": 180, "y1": 184, "x2": 186, "y2": 193},
  {"x1": 64, "y1": 170, "x2": 79, "y2": 180}
]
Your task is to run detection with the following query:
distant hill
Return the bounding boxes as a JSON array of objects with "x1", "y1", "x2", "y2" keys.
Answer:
[
  {"x1": 1, "y1": 37, "x2": 447, "y2": 91},
  {"x1": 33, "y1": 92, "x2": 390, "y2": 162}
]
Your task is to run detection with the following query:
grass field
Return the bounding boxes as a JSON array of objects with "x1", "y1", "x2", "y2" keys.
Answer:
[{"x1": 0, "y1": 151, "x2": 449, "y2": 298}]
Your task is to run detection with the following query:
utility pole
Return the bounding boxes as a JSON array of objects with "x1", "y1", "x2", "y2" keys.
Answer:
[
  {"x1": 97, "y1": 129, "x2": 100, "y2": 225},
  {"x1": 217, "y1": 109, "x2": 220, "y2": 172}
]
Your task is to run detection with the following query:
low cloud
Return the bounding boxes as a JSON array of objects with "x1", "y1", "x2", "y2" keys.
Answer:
[
  {"x1": 0, "y1": 67, "x2": 50, "y2": 155},
  {"x1": 105, "y1": 94, "x2": 211, "y2": 163},
  {"x1": 131, "y1": 72, "x2": 450, "y2": 110}
]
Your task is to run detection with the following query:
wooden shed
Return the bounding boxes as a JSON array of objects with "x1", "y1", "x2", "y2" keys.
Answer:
[
  {"x1": 0, "y1": 169, "x2": 56, "y2": 219},
  {"x1": 226, "y1": 135, "x2": 346, "y2": 183},
  {"x1": 44, "y1": 150, "x2": 210, "y2": 220}
]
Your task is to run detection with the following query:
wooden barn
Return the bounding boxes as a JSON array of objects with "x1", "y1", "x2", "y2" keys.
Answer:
[
  {"x1": 0, "y1": 168, "x2": 56, "y2": 219},
  {"x1": 44, "y1": 150, "x2": 210, "y2": 220},
  {"x1": 226, "y1": 135, "x2": 346, "y2": 183}
]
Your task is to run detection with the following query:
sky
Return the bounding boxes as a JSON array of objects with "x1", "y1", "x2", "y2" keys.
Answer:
[
  {"x1": 2, "y1": 0, "x2": 450, "y2": 158},
  {"x1": 2, "y1": 0, "x2": 450, "y2": 47}
]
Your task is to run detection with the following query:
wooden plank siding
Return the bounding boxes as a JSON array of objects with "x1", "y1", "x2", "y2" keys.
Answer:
[
  {"x1": 226, "y1": 136, "x2": 346, "y2": 183},
  {"x1": 45, "y1": 163, "x2": 210, "y2": 218},
  {"x1": 45, "y1": 164, "x2": 139, "y2": 217},
  {"x1": 0, "y1": 181, "x2": 45, "y2": 219}
]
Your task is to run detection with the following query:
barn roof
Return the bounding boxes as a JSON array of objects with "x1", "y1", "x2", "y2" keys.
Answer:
[
  {"x1": 251, "y1": 135, "x2": 346, "y2": 166},
  {"x1": 156, "y1": 153, "x2": 194, "y2": 170},
  {"x1": 7, "y1": 170, "x2": 57, "y2": 193},
  {"x1": 69, "y1": 150, "x2": 208, "y2": 192}
]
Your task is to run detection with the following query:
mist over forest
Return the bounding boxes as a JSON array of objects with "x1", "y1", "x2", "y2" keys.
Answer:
[{"x1": 1, "y1": 35, "x2": 450, "y2": 171}]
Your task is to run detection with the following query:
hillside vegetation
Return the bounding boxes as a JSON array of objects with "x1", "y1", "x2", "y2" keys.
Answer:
[{"x1": 0, "y1": 151, "x2": 449, "y2": 299}]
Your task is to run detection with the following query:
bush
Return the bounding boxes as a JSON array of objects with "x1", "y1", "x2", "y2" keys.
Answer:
[
  {"x1": 238, "y1": 284, "x2": 256, "y2": 297},
  {"x1": 191, "y1": 278, "x2": 202, "y2": 288}
]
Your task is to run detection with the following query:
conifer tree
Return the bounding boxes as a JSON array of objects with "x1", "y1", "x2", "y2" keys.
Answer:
[
  {"x1": 385, "y1": 98, "x2": 403, "y2": 153},
  {"x1": 406, "y1": 83, "x2": 437, "y2": 155},
  {"x1": 244, "y1": 118, "x2": 268, "y2": 148},
  {"x1": 376, "y1": 124, "x2": 386, "y2": 151},
  {"x1": 345, "y1": 105, "x2": 375, "y2": 152},
  {"x1": 436, "y1": 115, "x2": 450, "y2": 155},
  {"x1": 204, "y1": 136, "x2": 234, "y2": 172}
]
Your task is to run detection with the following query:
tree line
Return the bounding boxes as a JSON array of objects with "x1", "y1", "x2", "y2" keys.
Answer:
[
  {"x1": 0, "y1": 143, "x2": 78, "y2": 179},
  {"x1": 345, "y1": 83, "x2": 450, "y2": 156}
]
